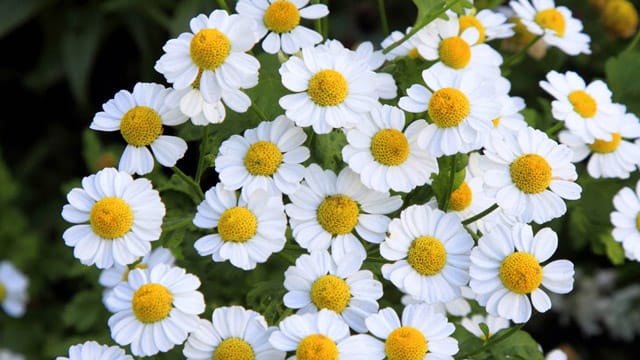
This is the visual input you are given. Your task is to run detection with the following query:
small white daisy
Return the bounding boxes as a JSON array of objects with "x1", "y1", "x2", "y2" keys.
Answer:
[
  {"x1": 485, "y1": 77, "x2": 527, "y2": 145},
  {"x1": 55, "y1": 341, "x2": 133, "y2": 360},
  {"x1": 381, "y1": 26, "x2": 434, "y2": 61},
  {"x1": 61, "y1": 167, "x2": 166, "y2": 269},
  {"x1": 460, "y1": 314, "x2": 511, "y2": 339},
  {"x1": 459, "y1": 8, "x2": 515, "y2": 43},
  {"x1": 193, "y1": 183, "x2": 287, "y2": 270},
  {"x1": 611, "y1": 180, "x2": 640, "y2": 261},
  {"x1": 183, "y1": 305, "x2": 285, "y2": 360},
  {"x1": 90, "y1": 82, "x2": 188, "y2": 175},
  {"x1": 440, "y1": 172, "x2": 497, "y2": 234},
  {"x1": 282, "y1": 250, "x2": 383, "y2": 333},
  {"x1": 106, "y1": 263, "x2": 205, "y2": 357},
  {"x1": 165, "y1": 85, "x2": 229, "y2": 126},
  {"x1": 215, "y1": 115, "x2": 309, "y2": 198},
  {"x1": 469, "y1": 223, "x2": 575, "y2": 323},
  {"x1": 381, "y1": 204, "x2": 474, "y2": 304},
  {"x1": 0, "y1": 261, "x2": 28, "y2": 318},
  {"x1": 285, "y1": 164, "x2": 402, "y2": 262},
  {"x1": 236, "y1": 0, "x2": 329, "y2": 54}
]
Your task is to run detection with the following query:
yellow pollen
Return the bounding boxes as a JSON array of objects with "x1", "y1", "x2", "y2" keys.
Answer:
[
  {"x1": 190, "y1": 29, "x2": 231, "y2": 70},
  {"x1": 492, "y1": 117, "x2": 501, "y2": 128},
  {"x1": 385, "y1": 326, "x2": 428, "y2": 360},
  {"x1": 499, "y1": 252, "x2": 543, "y2": 294},
  {"x1": 449, "y1": 181, "x2": 473, "y2": 211},
  {"x1": 438, "y1": 36, "x2": 472, "y2": 69},
  {"x1": 307, "y1": 69, "x2": 349, "y2": 106},
  {"x1": 213, "y1": 338, "x2": 255, "y2": 360},
  {"x1": 370, "y1": 129, "x2": 410, "y2": 166},
  {"x1": 316, "y1": 195, "x2": 360, "y2": 235},
  {"x1": 460, "y1": 15, "x2": 486, "y2": 44},
  {"x1": 408, "y1": 47, "x2": 421, "y2": 59},
  {"x1": 296, "y1": 334, "x2": 338, "y2": 360},
  {"x1": 218, "y1": 207, "x2": 258, "y2": 243},
  {"x1": 534, "y1": 8, "x2": 566, "y2": 37},
  {"x1": 90, "y1": 197, "x2": 133, "y2": 239},
  {"x1": 602, "y1": 0, "x2": 639, "y2": 39},
  {"x1": 244, "y1": 141, "x2": 283, "y2": 176},
  {"x1": 428, "y1": 87, "x2": 470, "y2": 128},
  {"x1": 310, "y1": 275, "x2": 351, "y2": 313},
  {"x1": 121, "y1": 263, "x2": 149, "y2": 282},
  {"x1": 590, "y1": 133, "x2": 621, "y2": 153},
  {"x1": 0, "y1": 282, "x2": 5, "y2": 302},
  {"x1": 120, "y1": 106, "x2": 163, "y2": 147},
  {"x1": 263, "y1": 0, "x2": 301, "y2": 33},
  {"x1": 407, "y1": 236, "x2": 447, "y2": 276},
  {"x1": 510, "y1": 154, "x2": 552, "y2": 194},
  {"x1": 131, "y1": 283, "x2": 173, "y2": 323},
  {"x1": 636, "y1": 213, "x2": 640, "y2": 231},
  {"x1": 568, "y1": 90, "x2": 597, "y2": 118}
]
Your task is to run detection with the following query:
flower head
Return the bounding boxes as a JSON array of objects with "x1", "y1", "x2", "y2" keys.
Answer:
[
  {"x1": 0, "y1": 261, "x2": 28, "y2": 318},
  {"x1": 611, "y1": 179, "x2": 640, "y2": 261},
  {"x1": 56, "y1": 341, "x2": 133, "y2": 360}
]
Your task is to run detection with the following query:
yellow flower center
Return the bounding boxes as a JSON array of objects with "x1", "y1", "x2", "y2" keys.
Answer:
[
  {"x1": 534, "y1": 8, "x2": 566, "y2": 37},
  {"x1": 602, "y1": 0, "x2": 639, "y2": 38},
  {"x1": 190, "y1": 29, "x2": 231, "y2": 70},
  {"x1": 89, "y1": 197, "x2": 134, "y2": 239},
  {"x1": 449, "y1": 181, "x2": 473, "y2": 211},
  {"x1": 310, "y1": 275, "x2": 351, "y2": 313},
  {"x1": 385, "y1": 326, "x2": 428, "y2": 360},
  {"x1": 499, "y1": 252, "x2": 543, "y2": 294},
  {"x1": 0, "y1": 282, "x2": 5, "y2": 301},
  {"x1": 590, "y1": 133, "x2": 621, "y2": 153},
  {"x1": 636, "y1": 213, "x2": 640, "y2": 231},
  {"x1": 568, "y1": 90, "x2": 597, "y2": 118},
  {"x1": 263, "y1": 0, "x2": 301, "y2": 33},
  {"x1": 218, "y1": 207, "x2": 258, "y2": 243},
  {"x1": 370, "y1": 129, "x2": 410, "y2": 166},
  {"x1": 510, "y1": 154, "x2": 552, "y2": 194},
  {"x1": 459, "y1": 15, "x2": 486, "y2": 44},
  {"x1": 213, "y1": 338, "x2": 255, "y2": 360},
  {"x1": 120, "y1": 106, "x2": 163, "y2": 147},
  {"x1": 121, "y1": 263, "x2": 149, "y2": 282},
  {"x1": 131, "y1": 283, "x2": 173, "y2": 323},
  {"x1": 408, "y1": 47, "x2": 422, "y2": 59},
  {"x1": 428, "y1": 88, "x2": 470, "y2": 128},
  {"x1": 244, "y1": 141, "x2": 283, "y2": 176},
  {"x1": 438, "y1": 36, "x2": 472, "y2": 69},
  {"x1": 296, "y1": 334, "x2": 338, "y2": 360},
  {"x1": 407, "y1": 236, "x2": 447, "y2": 276},
  {"x1": 492, "y1": 117, "x2": 501, "y2": 128},
  {"x1": 316, "y1": 195, "x2": 360, "y2": 235},
  {"x1": 509, "y1": 17, "x2": 537, "y2": 46},
  {"x1": 307, "y1": 69, "x2": 349, "y2": 107}
]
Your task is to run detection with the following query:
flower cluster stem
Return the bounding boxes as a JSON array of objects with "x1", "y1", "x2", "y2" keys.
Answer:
[
  {"x1": 195, "y1": 125, "x2": 210, "y2": 185},
  {"x1": 172, "y1": 166, "x2": 205, "y2": 202},
  {"x1": 455, "y1": 324, "x2": 525, "y2": 359},
  {"x1": 503, "y1": 34, "x2": 543, "y2": 68},
  {"x1": 441, "y1": 153, "x2": 458, "y2": 212},
  {"x1": 216, "y1": 0, "x2": 230, "y2": 12},
  {"x1": 378, "y1": 0, "x2": 390, "y2": 36},
  {"x1": 462, "y1": 204, "x2": 498, "y2": 225}
]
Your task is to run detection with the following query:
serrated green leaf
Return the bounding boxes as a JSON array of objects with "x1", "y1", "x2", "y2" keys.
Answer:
[
  {"x1": 487, "y1": 329, "x2": 545, "y2": 360},
  {"x1": 308, "y1": 129, "x2": 347, "y2": 172}
]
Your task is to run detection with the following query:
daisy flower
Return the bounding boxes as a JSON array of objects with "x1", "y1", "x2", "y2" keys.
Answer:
[
  {"x1": 0, "y1": 261, "x2": 28, "y2": 318},
  {"x1": 498, "y1": 5, "x2": 548, "y2": 59},
  {"x1": 539, "y1": 70, "x2": 620, "y2": 143},
  {"x1": 154, "y1": 9, "x2": 260, "y2": 105},
  {"x1": 399, "y1": 64, "x2": 501, "y2": 157},
  {"x1": 106, "y1": 263, "x2": 205, "y2": 357},
  {"x1": 481, "y1": 126, "x2": 581, "y2": 224},
  {"x1": 380, "y1": 204, "x2": 474, "y2": 304},
  {"x1": 439, "y1": 172, "x2": 497, "y2": 234},
  {"x1": 469, "y1": 223, "x2": 575, "y2": 323},
  {"x1": 611, "y1": 180, "x2": 640, "y2": 261},
  {"x1": 285, "y1": 164, "x2": 402, "y2": 262},
  {"x1": 90, "y1": 82, "x2": 188, "y2": 175},
  {"x1": 164, "y1": 85, "x2": 229, "y2": 126},
  {"x1": 61, "y1": 167, "x2": 166, "y2": 269},
  {"x1": 381, "y1": 26, "x2": 434, "y2": 61},
  {"x1": 183, "y1": 305, "x2": 285, "y2": 360},
  {"x1": 601, "y1": 0, "x2": 639, "y2": 39},
  {"x1": 282, "y1": 250, "x2": 383, "y2": 333},
  {"x1": 56, "y1": 341, "x2": 133, "y2": 360},
  {"x1": 485, "y1": 77, "x2": 527, "y2": 144},
  {"x1": 509, "y1": 0, "x2": 591, "y2": 56},
  {"x1": 215, "y1": 115, "x2": 309, "y2": 198},
  {"x1": 193, "y1": 183, "x2": 287, "y2": 270},
  {"x1": 278, "y1": 40, "x2": 379, "y2": 134},
  {"x1": 458, "y1": 8, "x2": 515, "y2": 43},
  {"x1": 460, "y1": 314, "x2": 511, "y2": 339},
  {"x1": 236, "y1": 0, "x2": 329, "y2": 54}
]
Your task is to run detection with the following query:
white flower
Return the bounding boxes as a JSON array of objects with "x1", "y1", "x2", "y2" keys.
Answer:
[
  {"x1": 285, "y1": 164, "x2": 402, "y2": 262},
  {"x1": 106, "y1": 264, "x2": 205, "y2": 357},
  {"x1": 459, "y1": 8, "x2": 515, "y2": 42},
  {"x1": 439, "y1": 172, "x2": 497, "y2": 234},
  {"x1": 193, "y1": 184, "x2": 287, "y2": 270},
  {"x1": 381, "y1": 26, "x2": 434, "y2": 61},
  {"x1": 485, "y1": 77, "x2": 527, "y2": 144},
  {"x1": 55, "y1": 341, "x2": 132, "y2": 360},
  {"x1": 401, "y1": 286, "x2": 476, "y2": 317},
  {"x1": 90, "y1": 82, "x2": 188, "y2": 175},
  {"x1": 0, "y1": 349, "x2": 24, "y2": 360},
  {"x1": 545, "y1": 348, "x2": 568, "y2": 360},
  {"x1": 611, "y1": 180, "x2": 640, "y2": 261},
  {"x1": 183, "y1": 305, "x2": 285, "y2": 360},
  {"x1": 0, "y1": 261, "x2": 28, "y2": 318},
  {"x1": 165, "y1": 86, "x2": 229, "y2": 126},
  {"x1": 469, "y1": 223, "x2": 575, "y2": 323},
  {"x1": 61, "y1": 168, "x2": 166, "y2": 269},
  {"x1": 460, "y1": 314, "x2": 511, "y2": 339},
  {"x1": 236, "y1": 0, "x2": 329, "y2": 54},
  {"x1": 381, "y1": 204, "x2": 474, "y2": 304},
  {"x1": 282, "y1": 250, "x2": 383, "y2": 333}
]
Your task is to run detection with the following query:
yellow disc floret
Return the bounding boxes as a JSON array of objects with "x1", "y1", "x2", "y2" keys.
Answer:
[
  {"x1": 121, "y1": 263, "x2": 149, "y2": 282},
  {"x1": 407, "y1": 236, "x2": 447, "y2": 276},
  {"x1": 534, "y1": 8, "x2": 566, "y2": 37},
  {"x1": 510, "y1": 154, "x2": 552, "y2": 194},
  {"x1": 408, "y1": 47, "x2": 422, "y2": 59},
  {"x1": 510, "y1": 17, "x2": 538, "y2": 46},
  {"x1": 90, "y1": 197, "x2": 134, "y2": 239},
  {"x1": 218, "y1": 207, "x2": 258, "y2": 243},
  {"x1": 213, "y1": 338, "x2": 255, "y2": 360},
  {"x1": 438, "y1": 37, "x2": 472, "y2": 69},
  {"x1": 310, "y1": 275, "x2": 351, "y2": 313},
  {"x1": 296, "y1": 334, "x2": 338, "y2": 360},
  {"x1": 492, "y1": 117, "x2": 501, "y2": 128},
  {"x1": 499, "y1": 252, "x2": 543, "y2": 294},
  {"x1": 190, "y1": 29, "x2": 231, "y2": 70},
  {"x1": 120, "y1": 106, "x2": 163, "y2": 147},
  {"x1": 568, "y1": 90, "x2": 597, "y2": 118},
  {"x1": 132, "y1": 283, "x2": 173, "y2": 323},
  {"x1": 316, "y1": 195, "x2": 359, "y2": 235},
  {"x1": 459, "y1": 15, "x2": 486, "y2": 44},
  {"x1": 590, "y1": 133, "x2": 621, "y2": 153},
  {"x1": 264, "y1": 0, "x2": 301, "y2": 34},
  {"x1": 370, "y1": 129, "x2": 410, "y2": 166},
  {"x1": 385, "y1": 326, "x2": 428, "y2": 360},
  {"x1": 244, "y1": 141, "x2": 283, "y2": 176},
  {"x1": 449, "y1": 181, "x2": 473, "y2": 211},
  {"x1": 308, "y1": 70, "x2": 349, "y2": 106},
  {"x1": 636, "y1": 212, "x2": 640, "y2": 231},
  {"x1": 0, "y1": 282, "x2": 5, "y2": 302},
  {"x1": 428, "y1": 88, "x2": 471, "y2": 128},
  {"x1": 602, "y1": 0, "x2": 639, "y2": 39}
]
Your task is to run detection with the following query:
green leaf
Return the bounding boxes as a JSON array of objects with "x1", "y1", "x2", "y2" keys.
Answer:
[
  {"x1": 308, "y1": 129, "x2": 347, "y2": 172},
  {"x1": 62, "y1": 290, "x2": 104, "y2": 332},
  {"x1": 486, "y1": 329, "x2": 545, "y2": 360},
  {"x1": 0, "y1": 0, "x2": 49, "y2": 37},
  {"x1": 605, "y1": 50, "x2": 640, "y2": 114},
  {"x1": 431, "y1": 154, "x2": 467, "y2": 210},
  {"x1": 601, "y1": 232, "x2": 625, "y2": 265}
]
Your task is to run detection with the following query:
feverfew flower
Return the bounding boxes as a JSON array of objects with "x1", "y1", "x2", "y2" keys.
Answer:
[
  {"x1": 0, "y1": 261, "x2": 28, "y2": 318},
  {"x1": 459, "y1": 8, "x2": 515, "y2": 43},
  {"x1": 443, "y1": 172, "x2": 497, "y2": 233},
  {"x1": 611, "y1": 180, "x2": 640, "y2": 261},
  {"x1": 469, "y1": 223, "x2": 575, "y2": 323},
  {"x1": 61, "y1": 168, "x2": 166, "y2": 269},
  {"x1": 381, "y1": 26, "x2": 433, "y2": 61},
  {"x1": 486, "y1": 77, "x2": 527, "y2": 144},
  {"x1": 460, "y1": 314, "x2": 511, "y2": 339},
  {"x1": 90, "y1": 83, "x2": 188, "y2": 175},
  {"x1": 55, "y1": 341, "x2": 133, "y2": 360},
  {"x1": 165, "y1": 86, "x2": 228, "y2": 126}
]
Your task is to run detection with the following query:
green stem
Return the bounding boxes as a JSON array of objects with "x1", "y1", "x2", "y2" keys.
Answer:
[
  {"x1": 545, "y1": 121, "x2": 565, "y2": 136},
  {"x1": 624, "y1": 28, "x2": 640, "y2": 53},
  {"x1": 172, "y1": 166, "x2": 205, "y2": 201},
  {"x1": 502, "y1": 34, "x2": 543, "y2": 67},
  {"x1": 162, "y1": 217, "x2": 194, "y2": 232},
  {"x1": 216, "y1": 0, "x2": 230, "y2": 12},
  {"x1": 378, "y1": 0, "x2": 390, "y2": 36},
  {"x1": 455, "y1": 324, "x2": 525, "y2": 360},
  {"x1": 464, "y1": 225, "x2": 479, "y2": 242},
  {"x1": 312, "y1": 0, "x2": 324, "y2": 36},
  {"x1": 195, "y1": 125, "x2": 210, "y2": 185},
  {"x1": 251, "y1": 101, "x2": 268, "y2": 121},
  {"x1": 441, "y1": 154, "x2": 458, "y2": 212},
  {"x1": 462, "y1": 204, "x2": 498, "y2": 226}
]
